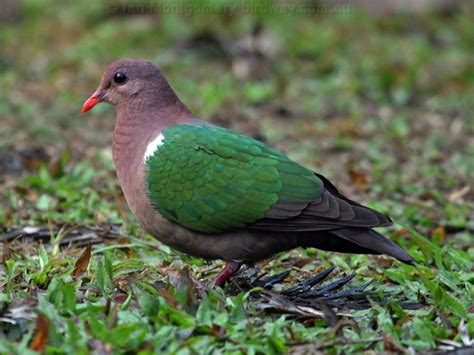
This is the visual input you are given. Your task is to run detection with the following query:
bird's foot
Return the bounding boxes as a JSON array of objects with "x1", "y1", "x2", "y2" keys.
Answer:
[{"x1": 209, "y1": 261, "x2": 242, "y2": 287}]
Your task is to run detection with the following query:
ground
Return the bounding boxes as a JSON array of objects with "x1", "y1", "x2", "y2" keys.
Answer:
[{"x1": 0, "y1": 1, "x2": 473, "y2": 353}]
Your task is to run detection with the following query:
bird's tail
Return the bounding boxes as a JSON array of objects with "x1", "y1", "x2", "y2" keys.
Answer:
[{"x1": 331, "y1": 228, "x2": 414, "y2": 264}]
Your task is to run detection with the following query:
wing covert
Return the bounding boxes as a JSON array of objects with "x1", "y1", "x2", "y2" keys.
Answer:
[{"x1": 145, "y1": 123, "x2": 322, "y2": 233}]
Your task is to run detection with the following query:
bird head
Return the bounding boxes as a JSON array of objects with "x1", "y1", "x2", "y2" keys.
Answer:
[{"x1": 82, "y1": 59, "x2": 164, "y2": 112}]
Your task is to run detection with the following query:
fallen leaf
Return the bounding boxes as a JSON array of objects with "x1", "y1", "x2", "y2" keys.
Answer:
[
  {"x1": 447, "y1": 185, "x2": 470, "y2": 202},
  {"x1": 112, "y1": 293, "x2": 128, "y2": 304},
  {"x1": 73, "y1": 244, "x2": 92, "y2": 278},
  {"x1": 117, "y1": 237, "x2": 132, "y2": 258},
  {"x1": 2, "y1": 240, "x2": 11, "y2": 263},
  {"x1": 167, "y1": 266, "x2": 199, "y2": 312},
  {"x1": 29, "y1": 313, "x2": 49, "y2": 351},
  {"x1": 48, "y1": 147, "x2": 71, "y2": 178},
  {"x1": 431, "y1": 226, "x2": 446, "y2": 245},
  {"x1": 157, "y1": 287, "x2": 179, "y2": 309},
  {"x1": 209, "y1": 324, "x2": 226, "y2": 338},
  {"x1": 392, "y1": 229, "x2": 410, "y2": 237},
  {"x1": 348, "y1": 170, "x2": 368, "y2": 187},
  {"x1": 348, "y1": 167, "x2": 369, "y2": 188},
  {"x1": 319, "y1": 300, "x2": 339, "y2": 327},
  {"x1": 383, "y1": 335, "x2": 407, "y2": 353}
]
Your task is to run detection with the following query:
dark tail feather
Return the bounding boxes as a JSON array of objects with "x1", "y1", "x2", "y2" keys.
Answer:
[{"x1": 331, "y1": 228, "x2": 414, "y2": 264}]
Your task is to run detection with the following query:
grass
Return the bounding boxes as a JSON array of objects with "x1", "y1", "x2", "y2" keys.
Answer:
[{"x1": 0, "y1": 0, "x2": 473, "y2": 353}]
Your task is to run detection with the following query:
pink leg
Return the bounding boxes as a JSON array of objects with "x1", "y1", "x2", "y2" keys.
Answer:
[{"x1": 210, "y1": 261, "x2": 241, "y2": 287}]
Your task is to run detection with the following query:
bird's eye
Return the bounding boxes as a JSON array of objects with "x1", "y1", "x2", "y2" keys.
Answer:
[{"x1": 113, "y1": 72, "x2": 127, "y2": 85}]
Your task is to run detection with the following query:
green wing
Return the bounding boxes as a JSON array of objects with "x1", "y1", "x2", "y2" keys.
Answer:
[{"x1": 145, "y1": 123, "x2": 323, "y2": 233}]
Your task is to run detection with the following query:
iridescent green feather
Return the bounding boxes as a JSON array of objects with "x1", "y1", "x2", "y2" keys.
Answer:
[{"x1": 145, "y1": 123, "x2": 322, "y2": 233}]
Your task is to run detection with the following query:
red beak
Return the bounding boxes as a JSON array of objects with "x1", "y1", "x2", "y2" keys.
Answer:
[{"x1": 82, "y1": 90, "x2": 106, "y2": 113}]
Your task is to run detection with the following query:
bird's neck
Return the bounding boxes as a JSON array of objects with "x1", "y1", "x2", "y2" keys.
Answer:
[{"x1": 113, "y1": 93, "x2": 192, "y2": 161}]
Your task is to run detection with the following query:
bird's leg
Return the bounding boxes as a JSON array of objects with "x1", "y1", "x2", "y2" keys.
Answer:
[{"x1": 210, "y1": 261, "x2": 242, "y2": 287}]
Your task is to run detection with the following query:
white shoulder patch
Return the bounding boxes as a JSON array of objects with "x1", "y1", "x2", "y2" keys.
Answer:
[{"x1": 144, "y1": 133, "x2": 165, "y2": 162}]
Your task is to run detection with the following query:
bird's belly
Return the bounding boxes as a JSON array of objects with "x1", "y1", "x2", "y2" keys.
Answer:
[{"x1": 137, "y1": 208, "x2": 297, "y2": 262}]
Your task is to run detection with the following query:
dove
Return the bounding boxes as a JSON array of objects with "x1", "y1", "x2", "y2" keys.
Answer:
[{"x1": 82, "y1": 60, "x2": 413, "y2": 286}]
